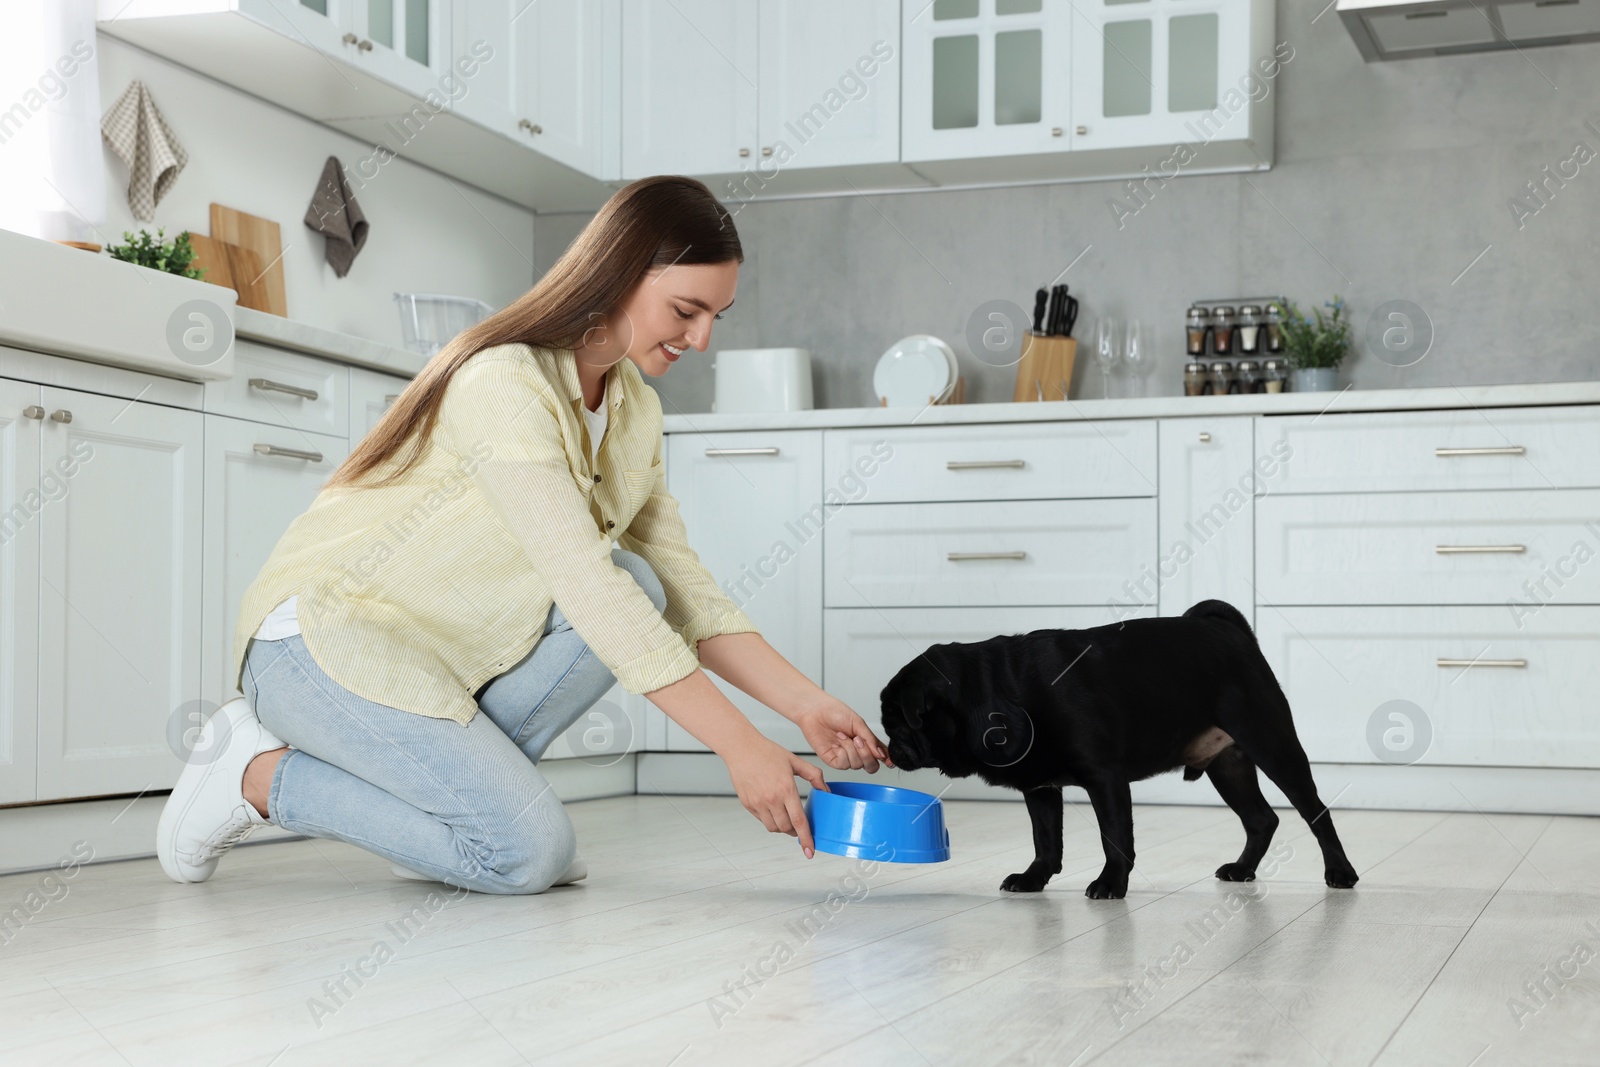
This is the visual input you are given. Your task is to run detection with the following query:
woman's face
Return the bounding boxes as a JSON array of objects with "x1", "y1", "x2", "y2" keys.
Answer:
[{"x1": 602, "y1": 260, "x2": 739, "y2": 378}]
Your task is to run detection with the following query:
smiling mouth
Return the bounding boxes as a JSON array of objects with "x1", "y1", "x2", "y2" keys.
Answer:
[{"x1": 659, "y1": 341, "x2": 684, "y2": 362}]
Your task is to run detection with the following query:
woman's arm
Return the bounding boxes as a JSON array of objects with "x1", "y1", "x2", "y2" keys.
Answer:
[
  {"x1": 696, "y1": 631, "x2": 891, "y2": 773},
  {"x1": 645, "y1": 665, "x2": 829, "y2": 857}
]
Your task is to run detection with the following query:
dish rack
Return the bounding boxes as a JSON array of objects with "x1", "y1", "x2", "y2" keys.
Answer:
[{"x1": 876, "y1": 376, "x2": 965, "y2": 407}]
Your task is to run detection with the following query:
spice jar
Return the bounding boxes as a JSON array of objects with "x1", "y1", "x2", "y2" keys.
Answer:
[
  {"x1": 1237, "y1": 305, "x2": 1262, "y2": 355},
  {"x1": 1184, "y1": 360, "x2": 1208, "y2": 396},
  {"x1": 1261, "y1": 358, "x2": 1287, "y2": 393},
  {"x1": 1264, "y1": 304, "x2": 1285, "y2": 354},
  {"x1": 1235, "y1": 359, "x2": 1262, "y2": 394},
  {"x1": 1208, "y1": 359, "x2": 1236, "y2": 395},
  {"x1": 1210, "y1": 306, "x2": 1236, "y2": 356},
  {"x1": 1185, "y1": 306, "x2": 1211, "y2": 357}
]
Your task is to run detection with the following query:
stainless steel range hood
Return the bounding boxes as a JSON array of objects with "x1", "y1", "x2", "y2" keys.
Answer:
[{"x1": 1338, "y1": 0, "x2": 1600, "y2": 60}]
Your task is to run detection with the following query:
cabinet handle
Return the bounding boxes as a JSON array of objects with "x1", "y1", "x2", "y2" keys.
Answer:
[
  {"x1": 947, "y1": 459, "x2": 1025, "y2": 470},
  {"x1": 250, "y1": 378, "x2": 319, "y2": 401},
  {"x1": 1435, "y1": 544, "x2": 1526, "y2": 554},
  {"x1": 704, "y1": 447, "x2": 779, "y2": 457},
  {"x1": 358, "y1": 38, "x2": 373, "y2": 51},
  {"x1": 384, "y1": 394, "x2": 400, "y2": 404},
  {"x1": 1198, "y1": 432, "x2": 1212, "y2": 442},
  {"x1": 739, "y1": 147, "x2": 751, "y2": 158},
  {"x1": 1437, "y1": 657, "x2": 1527, "y2": 669},
  {"x1": 761, "y1": 146, "x2": 773, "y2": 157},
  {"x1": 50, "y1": 409, "x2": 72, "y2": 424},
  {"x1": 253, "y1": 443, "x2": 324, "y2": 462},
  {"x1": 1435, "y1": 446, "x2": 1526, "y2": 457},
  {"x1": 342, "y1": 32, "x2": 359, "y2": 45},
  {"x1": 518, "y1": 119, "x2": 543, "y2": 134},
  {"x1": 1051, "y1": 126, "x2": 1063, "y2": 137},
  {"x1": 948, "y1": 551, "x2": 1027, "y2": 562},
  {"x1": 1076, "y1": 125, "x2": 1088, "y2": 135},
  {"x1": 22, "y1": 405, "x2": 44, "y2": 420}
]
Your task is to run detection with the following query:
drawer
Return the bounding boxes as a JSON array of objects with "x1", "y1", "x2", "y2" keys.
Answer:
[
  {"x1": 824, "y1": 605, "x2": 1157, "y2": 735},
  {"x1": 1257, "y1": 405, "x2": 1600, "y2": 494},
  {"x1": 823, "y1": 420, "x2": 1156, "y2": 503},
  {"x1": 204, "y1": 340, "x2": 349, "y2": 438},
  {"x1": 1257, "y1": 489, "x2": 1600, "y2": 605},
  {"x1": 824, "y1": 498, "x2": 1156, "y2": 609},
  {"x1": 1257, "y1": 606, "x2": 1600, "y2": 768},
  {"x1": 350, "y1": 365, "x2": 411, "y2": 443}
]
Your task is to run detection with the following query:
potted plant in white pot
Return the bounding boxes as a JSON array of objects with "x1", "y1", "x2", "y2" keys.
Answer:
[{"x1": 1271, "y1": 296, "x2": 1348, "y2": 392}]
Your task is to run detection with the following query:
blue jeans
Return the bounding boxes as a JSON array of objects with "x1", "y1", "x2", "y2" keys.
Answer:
[{"x1": 241, "y1": 548, "x2": 666, "y2": 895}]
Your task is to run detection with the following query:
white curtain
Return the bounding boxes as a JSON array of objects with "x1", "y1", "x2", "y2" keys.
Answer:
[{"x1": 0, "y1": 0, "x2": 105, "y2": 241}]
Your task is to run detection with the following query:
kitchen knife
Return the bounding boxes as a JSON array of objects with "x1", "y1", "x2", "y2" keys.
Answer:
[
  {"x1": 1032, "y1": 288, "x2": 1048, "y2": 334},
  {"x1": 1044, "y1": 285, "x2": 1062, "y2": 336}
]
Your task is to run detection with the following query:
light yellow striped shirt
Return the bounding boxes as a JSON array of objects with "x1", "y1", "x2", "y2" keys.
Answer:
[{"x1": 231, "y1": 342, "x2": 759, "y2": 726}]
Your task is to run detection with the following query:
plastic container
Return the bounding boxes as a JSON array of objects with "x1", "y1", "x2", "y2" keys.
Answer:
[
  {"x1": 805, "y1": 781, "x2": 951, "y2": 863},
  {"x1": 393, "y1": 292, "x2": 496, "y2": 357}
]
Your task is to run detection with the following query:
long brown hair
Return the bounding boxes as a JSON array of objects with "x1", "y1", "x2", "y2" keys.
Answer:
[{"x1": 328, "y1": 175, "x2": 743, "y2": 489}]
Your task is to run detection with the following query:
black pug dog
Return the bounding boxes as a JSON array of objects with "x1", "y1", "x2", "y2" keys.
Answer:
[{"x1": 878, "y1": 600, "x2": 1358, "y2": 899}]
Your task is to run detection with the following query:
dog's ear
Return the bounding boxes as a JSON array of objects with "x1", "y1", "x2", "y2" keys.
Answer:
[{"x1": 966, "y1": 693, "x2": 1035, "y2": 769}]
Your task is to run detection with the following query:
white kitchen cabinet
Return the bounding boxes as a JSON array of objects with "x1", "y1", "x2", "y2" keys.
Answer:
[
  {"x1": 1069, "y1": 0, "x2": 1253, "y2": 152},
  {"x1": 35, "y1": 388, "x2": 204, "y2": 802},
  {"x1": 621, "y1": 0, "x2": 760, "y2": 178},
  {"x1": 0, "y1": 382, "x2": 42, "y2": 804},
  {"x1": 255, "y1": 0, "x2": 452, "y2": 103},
  {"x1": 662, "y1": 429, "x2": 824, "y2": 753},
  {"x1": 205, "y1": 341, "x2": 350, "y2": 439},
  {"x1": 200, "y1": 415, "x2": 348, "y2": 710},
  {"x1": 757, "y1": 0, "x2": 902, "y2": 169},
  {"x1": 349, "y1": 366, "x2": 410, "y2": 442},
  {"x1": 901, "y1": 0, "x2": 1071, "y2": 163},
  {"x1": 1156, "y1": 415, "x2": 1254, "y2": 621},
  {"x1": 448, "y1": 0, "x2": 621, "y2": 176}
]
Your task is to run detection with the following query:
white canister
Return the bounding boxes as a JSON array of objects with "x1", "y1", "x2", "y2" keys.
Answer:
[{"x1": 712, "y1": 347, "x2": 814, "y2": 413}]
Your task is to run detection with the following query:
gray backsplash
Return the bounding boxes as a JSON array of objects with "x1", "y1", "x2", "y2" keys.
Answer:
[{"x1": 535, "y1": 2, "x2": 1600, "y2": 415}]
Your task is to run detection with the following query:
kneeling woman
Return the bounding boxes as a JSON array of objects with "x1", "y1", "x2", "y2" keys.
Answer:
[{"x1": 158, "y1": 175, "x2": 890, "y2": 893}]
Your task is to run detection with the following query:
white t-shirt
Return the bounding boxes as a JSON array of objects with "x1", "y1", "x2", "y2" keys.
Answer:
[{"x1": 252, "y1": 394, "x2": 610, "y2": 642}]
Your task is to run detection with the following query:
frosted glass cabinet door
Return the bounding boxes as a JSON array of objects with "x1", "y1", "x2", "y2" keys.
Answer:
[
  {"x1": 902, "y1": 0, "x2": 1071, "y2": 162},
  {"x1": 1070, "y1": 0, "x2": 1253, "y2": 151}
]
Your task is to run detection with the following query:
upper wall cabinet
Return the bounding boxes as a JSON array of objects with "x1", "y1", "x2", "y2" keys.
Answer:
[
  {"x1": 901, "y1": 0, "x2": 1071, "y2": 163},
  {"x1": 279, "y1": 0, "x2": 453, "y2": 102},
  {"x1": 621, "y1": 0, "x2": 906, "y2": 181},
  {"x1": 448, "y1": 0, "x2": 620, "y2": 177}
]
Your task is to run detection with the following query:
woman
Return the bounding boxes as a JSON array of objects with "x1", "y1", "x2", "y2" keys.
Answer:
[{"x1": 157, "y1": 175, "x2": 891, "y2": 894}]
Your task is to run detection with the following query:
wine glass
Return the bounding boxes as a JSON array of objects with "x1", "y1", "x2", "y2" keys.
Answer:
[
  {"x1": 1093, "y1": 317, "x2": 1122, "y2": 399},
  {"x1": 1121, "y1": 319, "x2": 1150, "y2": 398}
]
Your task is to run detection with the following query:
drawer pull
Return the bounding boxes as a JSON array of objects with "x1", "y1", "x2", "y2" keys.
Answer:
[
  {"x1": 704, "y1": 447, "x2": 780, "y2": 457},
  {"x1": 1435, "y1": 544, "x2": 1526, "y2": 554},
  {"x1": 1437, "y1": 658, "x2": 1527, "y2": 669},
  {"x1": 947, "y1": 459, "x2": 1026, "y2": 470},
  {"x1": 249, "y1": 378, "x2": 319, "y2": 402},
  {"x1": 253, "y1": 443, "x2": 324, "y2": 463},
  {"x1": 384, "y1": 394, "x2": 400, "y2": 404},
  {"x1": 1435, "y1": 446, "x2": 1526, "y2": 457},
  {"x1": 22, "y1": 406, "x2": 44, "y2": 420},
  {"x1": 947, "y1": 551, "x2": 1027, "y2": 562}
]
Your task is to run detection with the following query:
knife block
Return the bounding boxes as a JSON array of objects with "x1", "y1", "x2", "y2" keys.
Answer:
[{"x1": 1012, "y1": 333, "x2": 1076, "y2": 402}]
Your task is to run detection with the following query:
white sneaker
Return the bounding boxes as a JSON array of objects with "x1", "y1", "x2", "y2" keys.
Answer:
[
  {"x1": 157, "y1": 697, "x2": 285, "y2": 884},
  {"x1": 389, "y1": 855, "x2": 588, "y2": 886}
]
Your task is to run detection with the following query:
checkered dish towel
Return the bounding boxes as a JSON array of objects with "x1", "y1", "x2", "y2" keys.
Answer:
[{"x1": 101, "y1": 80, "x2": 188, "y2": 222}]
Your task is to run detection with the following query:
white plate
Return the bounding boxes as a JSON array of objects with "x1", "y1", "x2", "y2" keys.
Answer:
[{"x1": 874, "y1": 335, "x2": 955, "y2": 407}]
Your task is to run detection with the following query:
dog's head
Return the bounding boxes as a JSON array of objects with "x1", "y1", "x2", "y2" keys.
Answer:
[{"x1": 879, "y1": 644, "x2": 1035, "y2": 780}]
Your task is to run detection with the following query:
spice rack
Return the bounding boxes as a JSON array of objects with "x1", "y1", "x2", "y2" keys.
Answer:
[{"x1": 1185, "y1": 296, "x2": 1287, "y2": 396}]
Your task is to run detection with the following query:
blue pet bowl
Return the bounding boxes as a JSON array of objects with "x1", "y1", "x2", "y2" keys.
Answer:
[{"x1": 805, "y1": 781, "x2": 951, "y2": 863}]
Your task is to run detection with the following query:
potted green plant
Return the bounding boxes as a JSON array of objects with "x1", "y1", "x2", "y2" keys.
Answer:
[
  {"x1": 105, "y1": 227, "x2": 206, "y2": 280},
  {"x1": 1270, "y1": 296, "x2": 1348, "y2": 392}
]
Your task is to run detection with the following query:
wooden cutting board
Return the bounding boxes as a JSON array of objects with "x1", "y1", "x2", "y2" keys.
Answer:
[
  {"x1": 185, "y1": 233, "x2": 235, "y2": 291},
  {"x1": 209, "y1": 204, "x2": 287, "y2": 316}
]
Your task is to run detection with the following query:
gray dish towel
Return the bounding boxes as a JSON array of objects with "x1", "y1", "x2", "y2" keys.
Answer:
[
  {"x1": 304, "y1": 156, "x2": 369, "y2": 278},
  {"x1": 101, "y1": 80, "x2": 187, "y2": 222}
]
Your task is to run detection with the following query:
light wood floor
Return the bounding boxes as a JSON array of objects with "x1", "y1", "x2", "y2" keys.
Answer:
[{"x1": 3, "y1": 793, "x2": 1598, "y2": 1066}]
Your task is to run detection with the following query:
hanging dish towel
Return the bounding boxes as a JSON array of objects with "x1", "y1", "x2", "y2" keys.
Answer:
[
  {"x1": 303, "y1": 156, "x2": 369, "y2": 278},
  {"x1": 100, "y1": 80, "x2": 187, "y2": 222}
]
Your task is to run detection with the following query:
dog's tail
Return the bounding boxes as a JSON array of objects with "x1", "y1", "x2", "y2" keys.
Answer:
[{"x1": 1182, "y1": 599, "x2": 1255, "y2": 642}]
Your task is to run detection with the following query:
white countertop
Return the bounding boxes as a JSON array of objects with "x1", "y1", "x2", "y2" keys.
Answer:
[
  {"x1": 662, "y1": 379, "x2": 1600, "y2": 433},
  {"x1": 234, "y1": 306, "x2": 425, "y2": 378}
]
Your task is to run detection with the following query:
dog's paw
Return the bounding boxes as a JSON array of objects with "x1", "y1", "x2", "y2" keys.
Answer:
[
  {"x1": 1000, "y1": 871, "x2": 1049, "y2": 893},
  {"x1": 1084, "y1": 872, "x2": 1129, "y2": 900},
  {"x1": 1324, "y1": 863, "x2": 1359, "y2": 889},
  {"x1": 1215, "y1": 862, "x2": 1257, "y2": 882}
]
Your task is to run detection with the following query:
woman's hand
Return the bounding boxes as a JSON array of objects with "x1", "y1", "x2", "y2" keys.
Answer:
[
  {"x1": 796, "y1": 697, "x2": 893, "y2": 773},
  {"x1": 723, "y1": 735, "x2": 829, "y2": 858}
]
